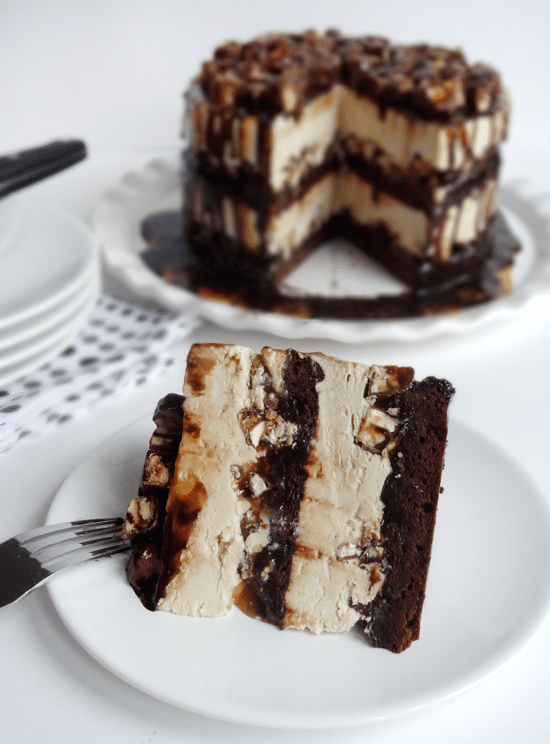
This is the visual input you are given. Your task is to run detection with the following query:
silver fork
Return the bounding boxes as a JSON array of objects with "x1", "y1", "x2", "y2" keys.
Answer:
[{"x1": 0, "y1": 518, "x2": 130, "y2": 607}]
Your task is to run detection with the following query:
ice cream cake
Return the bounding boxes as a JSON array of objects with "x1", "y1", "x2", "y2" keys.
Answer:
[
  {"x1": 123, "y1": 343, "x2": 453, "y2": 652},
  {"x1": 180, "y1": 30, "x2": 519, "y2": 314}
]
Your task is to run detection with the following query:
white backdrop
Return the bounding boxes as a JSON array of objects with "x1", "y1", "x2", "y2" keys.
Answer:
[{"x1": 2, "y1": 3, "x2": 550, "y2": 743}]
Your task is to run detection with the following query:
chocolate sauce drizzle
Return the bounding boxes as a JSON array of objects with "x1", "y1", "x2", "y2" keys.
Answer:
[{"x1": 240, "y1": 350, "x2": 324, "y2": 627}]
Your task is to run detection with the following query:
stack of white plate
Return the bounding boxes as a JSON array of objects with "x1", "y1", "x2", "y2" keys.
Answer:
[{"x1": 0, "y1": 200, "x2": 100, "y2": 387}]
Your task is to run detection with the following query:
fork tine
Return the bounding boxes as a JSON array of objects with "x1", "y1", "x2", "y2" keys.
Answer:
[
  {"x1": 27, "y1": 524, "x2": 123, "y2": 558},
  {"x1": 44, "y1": 535, "x2": 129, "y2": 575},
  {"x1": 33, "y1": 526, "x2": 126, "y2": 566},
  {"x1": 17, "y1": 518, "x2": 124, "y2": 547}
]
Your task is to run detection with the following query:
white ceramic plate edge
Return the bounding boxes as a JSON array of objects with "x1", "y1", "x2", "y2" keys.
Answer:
[
  {"x1": 0, "y1": 262, "x2": 98, "y2": 351},
  {"x1": 0, "y1": 264, "x2": 100, "y2": 361},
  {"x1": 0, "y1": 206, "x2": 98, "y2": 331},
  {"x1": 0, "y1": 276, "x2": 101, "y2": 387},
  {"x1": 44, "y1": 415, "x2": 550, "y2": 729}
]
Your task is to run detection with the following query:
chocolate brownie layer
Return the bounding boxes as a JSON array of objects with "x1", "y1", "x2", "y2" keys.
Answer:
[{"x1": 356, "y1": 376, "x2": 454, "y2": 652}]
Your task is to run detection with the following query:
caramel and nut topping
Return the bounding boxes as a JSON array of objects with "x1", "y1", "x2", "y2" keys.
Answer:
[{"x1": 195, "y1": 30, "x2": 503, "y2": 119}]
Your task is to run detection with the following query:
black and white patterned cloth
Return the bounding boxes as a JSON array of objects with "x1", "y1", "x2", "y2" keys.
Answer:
[{"x1": 0, "y1": 294, "x2": 200, "y2": 453}]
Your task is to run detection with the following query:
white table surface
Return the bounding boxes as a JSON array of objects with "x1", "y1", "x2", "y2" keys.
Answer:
[{"x1": 1, "y1": 1, "x2": 550, "y2": 741}]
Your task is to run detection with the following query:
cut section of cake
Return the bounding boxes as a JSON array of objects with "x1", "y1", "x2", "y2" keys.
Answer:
[
  {"x1": 180, "y1": 30, "x2": 519, "y2": 315},
  {"x1": 123, "y1": 343, "x2": 454, "y2": 652}
]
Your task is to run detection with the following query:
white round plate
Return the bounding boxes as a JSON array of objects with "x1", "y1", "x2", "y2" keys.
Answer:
[
  {"x1": 46, "y1": 415, "x2": 550, "y2": 729},
  {"x1": 0, "y1": 276, "x2": 100, "y2": 387},
  {"x1": 96, "y1": 156, "x2": 550, "y2": 343},
  {"x1": 0, "y1": 204, "x2": 98, "y2": 331}
]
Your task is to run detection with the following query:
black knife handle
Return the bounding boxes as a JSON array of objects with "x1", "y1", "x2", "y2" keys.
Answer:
[{"x1": 0, "y1": 139, "x2": 87, "y2": 198}]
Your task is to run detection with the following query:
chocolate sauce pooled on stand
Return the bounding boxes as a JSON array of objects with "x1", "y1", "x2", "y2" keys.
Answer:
[{"x1": 140, "y1": 209, "x2": 519, "y2": 321}]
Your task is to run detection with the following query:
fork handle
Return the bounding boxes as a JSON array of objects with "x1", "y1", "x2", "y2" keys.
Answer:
[
  {"x1": 0, "y1": 538, "x2": 51, "y2": 607},
  {"x1": 0, "y1": 139, "x2": 87, "y2": 198}
]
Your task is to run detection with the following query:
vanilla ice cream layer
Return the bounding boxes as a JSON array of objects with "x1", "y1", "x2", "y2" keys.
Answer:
[
  {"x1": 187, "y1": 84, "x2": 508, "y2": 192},
  {"x1": 157, "y1": 345, "x2": 255, "y2": 617}
]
